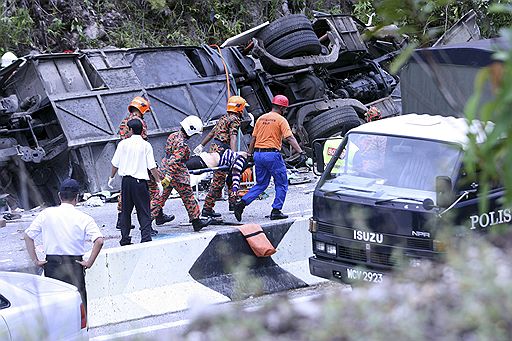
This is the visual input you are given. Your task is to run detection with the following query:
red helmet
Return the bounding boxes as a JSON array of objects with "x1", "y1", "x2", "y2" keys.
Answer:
[{"x1": 271, "y1": 95, "x2": 289, "y2": 108}]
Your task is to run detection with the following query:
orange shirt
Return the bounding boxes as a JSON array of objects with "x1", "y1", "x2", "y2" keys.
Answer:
[{"x1": 252, "y1": 111, "x2": 292, "y2": 150}]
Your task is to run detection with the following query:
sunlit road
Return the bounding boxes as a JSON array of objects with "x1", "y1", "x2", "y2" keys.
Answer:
[{"x1": 89, "y1": 281, "x2": 346, "y2": 340}]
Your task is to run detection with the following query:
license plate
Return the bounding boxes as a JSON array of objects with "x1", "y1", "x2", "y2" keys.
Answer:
[{"x1": 346, "y1": 268, "x2": 384, "y2": 283}]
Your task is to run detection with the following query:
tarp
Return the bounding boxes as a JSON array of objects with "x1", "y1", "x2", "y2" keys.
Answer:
[{"x1": 401, "y1": 38, "x2": 509, "y2": 117}]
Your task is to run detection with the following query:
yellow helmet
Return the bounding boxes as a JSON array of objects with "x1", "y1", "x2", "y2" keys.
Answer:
[
  {"x1": 128, "y1": 96, "x2": 150, "y2": 116},
  {"x1": 226, "y1": 96, "x2": 248, "y2": 113}
]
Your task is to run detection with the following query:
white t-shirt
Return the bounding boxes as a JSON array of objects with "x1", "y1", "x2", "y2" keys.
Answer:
[
  {"x1": 24, "y1": 203, "x2": 103, "y2": 256},
  {"x1": 111, "y1": 135, "x2": 157, "y2": 180}
]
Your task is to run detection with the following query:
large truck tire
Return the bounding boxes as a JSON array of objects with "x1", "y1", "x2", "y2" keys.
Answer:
[
  {"x1": 257, "y1": 14, "x2": 314, "y2": 47},
  {"x1": 265, "y1": 30, "x2": 322, "y2": 59},
  {"x1": 305, "y1": 106, "x2": 361, "y2": 143}
]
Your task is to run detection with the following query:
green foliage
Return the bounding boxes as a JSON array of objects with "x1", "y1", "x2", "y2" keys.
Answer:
[
  {"x1": 353, "y1": 0, "x2": 375, "y2": 24},
  {"x1": 48, "y1": 18, "x2": 65, "y2": 38},
  {"x1": 464, "y1": 12, "x2": 512, "y2": 209},
  {"x1": 0, "y1": 6, "x2": 34, "y2": 54},
  {"x1": 148, "y1": 0, "x2": 167, "y2": 11},
  {"x1": 370, "y1": 0, "x2": 512, "y2": 45}
]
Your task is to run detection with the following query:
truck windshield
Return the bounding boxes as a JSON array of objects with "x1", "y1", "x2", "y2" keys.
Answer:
[{"x1": 319, "y1": 133, "x2": 462, "y2": 201}]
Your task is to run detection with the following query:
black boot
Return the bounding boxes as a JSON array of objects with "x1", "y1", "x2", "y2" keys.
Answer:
[
  {"x1": 234, "y1": 200, "x2": 246, "y2": 222},
  {"x1": 119, "y1": 236, "x2": 132, "y2": 246},
  {"x1": 155, "y1": 209, "x2": 175, "y2": 225},
  {"x1": 229, "y1": 202, "x2": 235, "y2": 212},
  {"x1": 191, "y1": 218, "x2": 211, "y2": 232},
  {"x1": 270, "y1": 209, "x2": 288, "y2": 220},
  {"x1": 116, "y1": 212, "x2": 135, "y2": 230},
  {"x1": 202, "y1": 208, "x2": 221, "y2": 218}
]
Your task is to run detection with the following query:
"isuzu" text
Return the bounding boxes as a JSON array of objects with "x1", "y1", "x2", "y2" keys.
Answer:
[{"x1": 353, "y1": 230, "x2": 383, "y2": 243}]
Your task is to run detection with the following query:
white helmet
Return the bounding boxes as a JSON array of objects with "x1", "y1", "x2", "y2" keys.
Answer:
[
  {"x1": 1, "y1": 52, "x2": 17, "y2": 68},
  {"x1": 248, "y1": 113, "x2": 255, "y2": 127},
  {"x1": 180, "y1": 115, "x2": 203, "y2": 137}
]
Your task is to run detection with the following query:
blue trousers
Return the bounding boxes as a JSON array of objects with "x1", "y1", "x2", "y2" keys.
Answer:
[{"x1": 242, "y1": 151, "x2": 288, "y2": 210}]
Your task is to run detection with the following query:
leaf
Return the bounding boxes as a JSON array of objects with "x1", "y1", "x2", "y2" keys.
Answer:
[{"x1": 389, "y1": 43, "x2": 417, "y2": 74}]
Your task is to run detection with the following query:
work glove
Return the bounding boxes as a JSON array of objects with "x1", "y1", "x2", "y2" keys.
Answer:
[
  {"x1": 161, "y1": 175, "x2": 171, "y2": 188},
  {"x1": 193, "y1": 144, "x2": 203, "y2": 155},
  {"x1": 157, "y1": 181, "x2": 164, "y2": 197},
  {"x1": 107, "y1": 176, "x2": 115, "y2": 189},
  {"x1": 297, "y1": 152, "x2": 308, "y2": 167}
]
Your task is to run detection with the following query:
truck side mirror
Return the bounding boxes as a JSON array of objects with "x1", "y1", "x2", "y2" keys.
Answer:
[
  {"x1": 436, "y1": 175, "x2": 454, "y2": 208},
  {"x1": 313, "y1": 140, "x2": 325, "y2": 175}
]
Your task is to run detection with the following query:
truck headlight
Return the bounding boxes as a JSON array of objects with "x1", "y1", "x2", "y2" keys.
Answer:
[
  {"x1": 433, "y1": 240, "x2": 446, "y2": 252},
  {"x1": 315, "y1": 241, "x2": 325, "y2": 252},
  {"x1": 309, "y1": 217, "x2": 318, "y2": 232},
  {"x1": 326, "y1": 244, "x2": 337, "y2": 255}
]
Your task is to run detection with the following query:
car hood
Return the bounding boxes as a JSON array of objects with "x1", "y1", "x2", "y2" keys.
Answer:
[{"x1": 0, "y1": 271, "x2": 79, "y2": 296}]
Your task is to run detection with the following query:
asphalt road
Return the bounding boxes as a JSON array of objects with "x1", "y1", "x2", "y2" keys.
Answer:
[
  {"x1": 0, "y1": 168, "x2": 318, "y2": 273},
  {"x1": 89, "y1": 280, "x2": 346, "y2": 340}
]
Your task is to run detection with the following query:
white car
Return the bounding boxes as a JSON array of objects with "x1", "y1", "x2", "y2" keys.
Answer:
[{"x1": 0, "y1": 271, "x2": 88, "y2": 340}]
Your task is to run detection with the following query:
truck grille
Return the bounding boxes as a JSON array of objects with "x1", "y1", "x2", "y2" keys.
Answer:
[
  {"x1": 337, "y1": 245, "x2": 396, "y2": 267},
  {"x1": 370, "y1": 251, "x2": 396, "y2": 267},
  {"x1": 318, "y1": 225, "x2": 334, "y2": 234},
  {"x1": 338, "y1": 245, "x2": 366, "y2": 262},
  {"x1": 406, "y1": 238, "x2": 432, "y2": 250},
  {"x1": 317, "y1": 222, "x2": 433, "y2": 251}
]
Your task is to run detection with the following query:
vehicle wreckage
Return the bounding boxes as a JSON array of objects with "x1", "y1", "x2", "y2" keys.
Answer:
[{"x1": 0, "y1": 13, "x2": 430, "y2": 207}]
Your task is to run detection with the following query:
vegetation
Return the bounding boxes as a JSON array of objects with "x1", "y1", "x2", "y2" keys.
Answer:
[
  {"x1": 1, "y1": 0, "x2": 510, "y2": 57},
  {"x1": 184, "y1": 234, "x2": 512, "y2": 340}
]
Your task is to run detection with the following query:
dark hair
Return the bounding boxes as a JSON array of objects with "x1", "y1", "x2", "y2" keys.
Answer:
[
  {"x1": 59, "y1": 191, "x2": 78, "y2": 201},
  {"x1": 128, "y1": 119, "x2": 143, "y2": 135},
  {"x1": 272, "y1": 104, "x2": 284, "y2": 112}
]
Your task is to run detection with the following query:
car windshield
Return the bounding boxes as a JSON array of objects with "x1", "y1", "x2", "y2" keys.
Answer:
[{"x1": 319, "y1": 133, "x2": 463, "y2": 201}]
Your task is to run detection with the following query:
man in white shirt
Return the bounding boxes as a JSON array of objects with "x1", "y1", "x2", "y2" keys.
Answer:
[
  {"x1": 24, "y1": 178, "x2": 104, "y2": 315},
  {"x1": 109, "y1": 119, "x2": 163, "y2": 246}
]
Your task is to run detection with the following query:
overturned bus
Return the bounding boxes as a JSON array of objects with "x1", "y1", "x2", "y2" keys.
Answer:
[{"x1": 0, "y1": 14, "x2": 402, "y2": 207}]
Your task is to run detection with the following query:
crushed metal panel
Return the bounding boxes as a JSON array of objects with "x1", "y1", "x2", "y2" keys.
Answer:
[
  {"x1": 95, "y1": 68, "x2": 141, "y2": 88},
  {"x1": 128, "y1": 50, "x2": 203, "y2": 84},
  {"x1": 52, "y1": 95, "x2": 115, "y2": 146},
  {"x1": 101, "y1": 91, "x2": 149, "y2": 132},
  {"x1": 8, "y1": 62, "x2": 46, "y2": 106},
  {"x1": 37, "y1": 58, "x2": 90, "y2": 94},
  {"x1": 433, "y1": 10, "x2": 480, "y2": 47}
]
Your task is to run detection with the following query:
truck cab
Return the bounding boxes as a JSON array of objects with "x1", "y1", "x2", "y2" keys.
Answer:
[{"x1": 309, "y1": 114, "x2": 502, "y2": 283}]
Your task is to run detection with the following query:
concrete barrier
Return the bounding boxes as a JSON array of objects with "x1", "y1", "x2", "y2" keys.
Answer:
[{"x1": 86, "y1": 217, "x2": 324, "y2": 327}]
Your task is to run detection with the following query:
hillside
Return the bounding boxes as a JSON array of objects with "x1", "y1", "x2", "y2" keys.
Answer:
[{"x1": 0, "y1": 0, "x2": 353, "y2": 55}]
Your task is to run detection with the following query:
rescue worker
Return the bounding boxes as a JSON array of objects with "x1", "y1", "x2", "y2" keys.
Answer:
[
  {"x1": 234, "y1": 95, "x2": 306, "y2": 221},
  {"x1": 109, "y1": 119, "x2": 164, "y2": 245},
  {"x1": 23, "y1": 178, "x2": 104, "y2": 315},
  {"x1": 152, "y1": 116, "x2": 211, "y2": 232},
  {"x1": 116, "y1": 96, "x2": 174, "y2": 235},
  {"x1": 193, "y1": 95, "x2": 248, "y2": 217}
]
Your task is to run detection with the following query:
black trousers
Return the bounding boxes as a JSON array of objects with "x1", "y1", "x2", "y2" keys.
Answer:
[
  {"x1": 185, "y1": 155, "x2": 207, "y2": 170},
  {"x1": 120, "y1": 176, "x2": 152, "y2": 245},
  {"x1": 44, "y1": 255, "x2": 87, "y2": 313}
]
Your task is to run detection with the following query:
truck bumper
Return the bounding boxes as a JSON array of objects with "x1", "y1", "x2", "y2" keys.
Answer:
[{"x1": 309, "y1": 256, "x2": 389, "y2": 284}]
